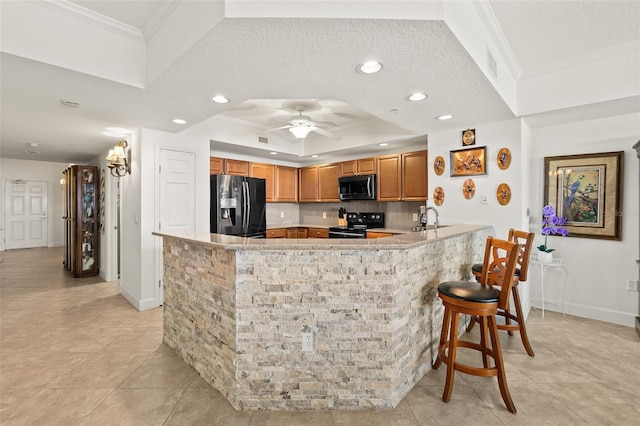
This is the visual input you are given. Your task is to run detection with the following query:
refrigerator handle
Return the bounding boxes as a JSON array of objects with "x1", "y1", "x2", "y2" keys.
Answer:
[{"x1": 245, "y1": 181, "x2": 251, "y2": 232}]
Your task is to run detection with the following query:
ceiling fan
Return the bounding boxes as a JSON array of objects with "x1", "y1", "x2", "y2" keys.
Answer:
[{"x1": 268, "y1": 105, "x2": 338, "y2": 141}]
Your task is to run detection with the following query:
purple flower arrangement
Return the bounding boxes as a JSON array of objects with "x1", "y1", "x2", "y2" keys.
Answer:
[{"x1": 538, "y1": 205, "x2": 569, "y2": 253}]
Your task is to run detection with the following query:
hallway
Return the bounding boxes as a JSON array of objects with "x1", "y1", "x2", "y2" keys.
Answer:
[{"x1": 1, "y1": 247, "x2": 638, "y2": 425}]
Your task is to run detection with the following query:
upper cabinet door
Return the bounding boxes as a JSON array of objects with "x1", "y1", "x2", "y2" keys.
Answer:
[
  {"x1": 318, "y1": 163, "x2": 340, "y2": 202},
  {"x1": 402, "y1": 151, "x2": 428, "y2": 201},
  {"x1": 376, "y1": 155, "x2": 402, "y2": 201},
  {"x1": 225, "y1": 159, "x2": 249, "y2": 176},
  {"x1": 210, "y1": 157, "x2": 224, "y2": 175},
  {"x1": 356, "y1": 158, "x2": 376, "y2": 175},
  {"x1": 275, "y1": 166, "x2": 298, "y2": 202},
  {"x1": 250, "y1": 163, "x2": 275, "y2": 202},
  {"x1": 298, "y1": 166, "x2": 319, "y2": 202}
]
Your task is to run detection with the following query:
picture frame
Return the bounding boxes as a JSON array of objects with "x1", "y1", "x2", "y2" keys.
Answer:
[
  {"x1": 450, "y1": 146, "x2": 487, "y2": 177},
  {"x1": 543, "y1": 151, "x2": 624, "y2": 240}
]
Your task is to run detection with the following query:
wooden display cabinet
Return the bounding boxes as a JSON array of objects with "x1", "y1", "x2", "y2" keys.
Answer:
[{"x1": 63, "y1": 165, "x2": 99, "y2": 277}]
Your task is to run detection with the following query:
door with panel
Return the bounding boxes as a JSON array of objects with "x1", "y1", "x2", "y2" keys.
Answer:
[{"x1": 4, "y1": 180, "x2": 48, "y2": 249}]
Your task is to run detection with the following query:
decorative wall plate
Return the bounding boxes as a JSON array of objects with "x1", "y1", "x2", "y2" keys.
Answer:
[
  {"x1": 497, "y1": 147, "x2": 511, "y2": 170},
  {"x1": 433, "y1": 186, "x2": 445, "y2": 206},
  {"x1": 433, "y1": 156, "x2": 445, "y2": 176},
  {"x1": 462, "y1": 128, "x2": 476, "y2": 146},
  {"x1": 497, "y1": 183, "x2": 511, "y2": 205},
  {"x1": 463, "y1": 179, "x2": 475, "y2": 199}
]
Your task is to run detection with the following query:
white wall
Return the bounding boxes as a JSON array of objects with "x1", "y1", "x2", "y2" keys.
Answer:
[
  {"x1": 428, "y1": 118, "x2": 528, "y2": 238},
  {"x1": 530, "y1": 113, "x2": 640, "y2": 326},
  {"x1": 94, "y1": 154, "x2": 119, "y2": 282},
  {"x1": 0, "y1": 158, "x2": 70, "y2": 250},
  {"x1": 119, "y1": 128, "x2": 210, "y2": 311}
]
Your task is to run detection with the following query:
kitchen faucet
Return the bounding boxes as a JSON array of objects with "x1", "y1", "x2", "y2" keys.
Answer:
[{"x1": 424, "y1": 206, "x2": 440, "y2": 230}]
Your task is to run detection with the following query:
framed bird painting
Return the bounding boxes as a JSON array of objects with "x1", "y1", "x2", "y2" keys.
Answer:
[{"x1": 544, "y1": 151, "x2": 623, "y2": 240}]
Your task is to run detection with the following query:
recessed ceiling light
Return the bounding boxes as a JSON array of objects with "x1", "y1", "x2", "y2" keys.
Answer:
[
  {"x1": 60, "y1": 99, "x2": 82, "y2": 108},
  {"x1": 436, "y1": 114, "x2": 454, "y2": 120},
  {"x1": 173, "y1": 118, "x2": 186, "y2": 124},
  {"x1": 211, "y1": 95, "x2": 229, "y2": 104},
  {"x1": 407, "y1": 93, "x2": 427, "y2": 102},
  {"x1": 357, "y1": 61, "x2": 382, "y2": 74},
  {"x1": 378, "y1": 143, "x2": 389, "y2": 147},
  {"x1": 25, "y1": 149, "x2": 41, "y2": 154},
  {"x1": 311, "y1": 155, "x2": 319, "y2": 158},
  {"x1": 27, "y1": 142, "x2": 40, "y2": 147},
  {"x1": 269, "y1": 152, "x2": 278, "y2": 155}
]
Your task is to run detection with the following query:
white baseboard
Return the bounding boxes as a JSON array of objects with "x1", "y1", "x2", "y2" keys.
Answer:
[
  {"x1": 48, "y1": 242, "x2": 63, "y2": 247},
  {"x1": 119, "y1": 284, "x2": 160, "y2": 312},
  {"x1": 531, "y1": 297, "x2": 636, "y2": 328}
]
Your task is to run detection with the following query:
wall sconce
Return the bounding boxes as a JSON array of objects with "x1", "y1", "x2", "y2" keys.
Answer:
[{"x1": 106, "y1": 140, "x2": 131, "y2": 177}]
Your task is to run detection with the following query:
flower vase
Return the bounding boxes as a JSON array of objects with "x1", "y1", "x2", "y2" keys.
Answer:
[{"x1": 537, "y1": 251, "x2": 553, "y2": 264}]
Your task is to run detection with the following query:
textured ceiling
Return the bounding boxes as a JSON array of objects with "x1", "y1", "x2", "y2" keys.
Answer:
[{"x1": 1, "y1": 1, "x2": 639, "y2": 165}]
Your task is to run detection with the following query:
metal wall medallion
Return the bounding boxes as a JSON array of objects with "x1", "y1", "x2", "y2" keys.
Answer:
[
  {"x1": 463, "y1": 179, "x2": 475, "y2": 199},
  {"x1": 433, "y1": 186, "x2": 445, "y2": 206},
  {"x1": 497, "y1": 183, "x2": 511, "y2": 205},
  {"x1": 433, "y1": 156, "x2": 445, "y2": 176},
  {"x1": 497, "y1": 148, "x2": 511, "y2": 170}
]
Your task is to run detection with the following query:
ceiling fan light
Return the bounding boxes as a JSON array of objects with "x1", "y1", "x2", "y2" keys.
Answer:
[{"x1": 289, "y1": 126, "x2": 312, "y2": 139}]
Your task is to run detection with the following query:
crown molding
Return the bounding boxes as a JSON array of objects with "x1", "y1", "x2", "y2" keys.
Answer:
[
  {"x1": 471, "y1": 0, "x2": 522, "y2": 80},
  {"x1": 522, "y1": 40, "x2": 640, "y2": 79},
  {"x1": 32, "y1": 0, "x2": 145, "y2": 44}
]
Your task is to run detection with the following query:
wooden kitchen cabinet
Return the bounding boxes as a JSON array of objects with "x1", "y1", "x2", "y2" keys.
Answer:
[
  {"x1": 307, "y1": 228, "x2": 329, "y2": 238},
  {"x1": 286, "y1": 228, "x2": 308, "y2": 238},
  {"x1": 318, "y1": 163, "x2": 340, "y2": 201},
  {"x1": 376, "y1": 150, "x2": 428, "y2": 201},
  {"x1": 376, "y1": 154, "x2": 402, "y2": 201},
  {"x1": 340, "y1": 157, "x2": 376, "y2": 176},
  {"x1": 367, "y1": 231, "x2": 393, "y2": 239},
  {"x1": 402, "y1": 150, "x2": 428, "y2": 201},
  {"x1": 210, "y1": 157, "x2": 249, "y2": 176},
  {"x1": 299, "y1": 163, "x2": 339, "y2": 202},
  {"x1": 267, "y1": 228, "x2": 287, "y2": 238},
  {"x1": 298, "y1": 166, "x2": 319, "y2": 202},
  {"x1": 250, "y1": 162, "x2": 275, "y2": 201},
  {"x1": 209, "y1": 157, "x2": 224, "y2": 175},
  {"x1": 275, "y1": 166, "x2": 298, "y2": 202}
]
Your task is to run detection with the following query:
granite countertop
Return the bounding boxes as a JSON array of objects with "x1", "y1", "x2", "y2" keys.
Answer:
[{"x1": 153, "y1": 224, "x2": 491, "y2": 251}]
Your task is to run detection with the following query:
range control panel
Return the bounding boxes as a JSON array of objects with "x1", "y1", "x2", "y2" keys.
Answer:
[{"x1": 346, "y1": 212, "x2": 385, "y2": 229}]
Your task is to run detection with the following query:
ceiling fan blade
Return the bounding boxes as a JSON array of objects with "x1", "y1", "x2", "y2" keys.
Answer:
[
  {"x1": 310, "y1": 127, "x2": 338, "y2": 139},
  {"x1": 264, "y1": 125, "x2": 292, "y2": 133},
  {"x1": 312, "y1": 121, "x2": 340, "y2": 128}
]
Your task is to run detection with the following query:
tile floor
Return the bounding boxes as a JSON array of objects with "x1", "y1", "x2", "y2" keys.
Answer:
[{"x1": 1, "y1": 247, "x2": 639, "y2": 425}]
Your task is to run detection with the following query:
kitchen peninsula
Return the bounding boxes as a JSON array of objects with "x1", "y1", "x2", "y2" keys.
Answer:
[{"x1": 155, "y1": 225, "x2": 491, "y2": 410}]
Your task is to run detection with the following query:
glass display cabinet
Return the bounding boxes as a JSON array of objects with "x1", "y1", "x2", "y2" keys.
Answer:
[{"x1": 63, "y1": 165, "x2": 99, "y2": 277}]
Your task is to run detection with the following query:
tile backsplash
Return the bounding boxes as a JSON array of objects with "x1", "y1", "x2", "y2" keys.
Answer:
[{"x1": 267, "y1": 201, "x2": 425, "y2": 229}]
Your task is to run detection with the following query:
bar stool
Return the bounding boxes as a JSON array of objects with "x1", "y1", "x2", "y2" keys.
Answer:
[
  {"x1": 433, "y1": 236, "x2": 520, "y2": 414},
  {"x1": 469, "y1": 229, "x2": 535, "y2": 357}
]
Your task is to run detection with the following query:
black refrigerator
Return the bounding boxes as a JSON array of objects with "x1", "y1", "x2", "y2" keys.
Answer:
[{"x1": 210, "y1": 175, "x2": 267, "y2": 238}]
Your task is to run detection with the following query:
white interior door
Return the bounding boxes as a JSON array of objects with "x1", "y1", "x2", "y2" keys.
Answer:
[
  {"x1": 4, "y1": 180, "x2": 48, "y2": 249},
  {"x1": 156, "y1": 149, "x2": 196, "y2": 304}
]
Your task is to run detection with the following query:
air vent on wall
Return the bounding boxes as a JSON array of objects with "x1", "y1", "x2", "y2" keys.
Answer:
[
  {"x1": 258, "y1": 136, "x2": 268, "y2": 144},
  {"x1": 486, "y1": 48, "x2": 498, "y2": 80}
]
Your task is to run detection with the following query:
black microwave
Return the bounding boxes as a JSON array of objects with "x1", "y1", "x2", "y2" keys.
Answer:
[{"x1": 338, "y1": 174, "x2": 376, "y2": 201}]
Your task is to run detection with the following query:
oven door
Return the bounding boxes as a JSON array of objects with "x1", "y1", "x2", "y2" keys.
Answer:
[{"x1": 328, "y1": 228, "x2": 367, "y2": 239}]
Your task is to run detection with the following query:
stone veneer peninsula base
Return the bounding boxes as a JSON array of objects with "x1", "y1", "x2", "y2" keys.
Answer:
[{"x1": 157, "y1": 225, "x2": 491, "y2": 410}]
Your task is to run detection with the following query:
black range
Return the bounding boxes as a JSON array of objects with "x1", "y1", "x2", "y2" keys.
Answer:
[{"x1": 328, "y1": 212, "x2": 385, "y2": 239}]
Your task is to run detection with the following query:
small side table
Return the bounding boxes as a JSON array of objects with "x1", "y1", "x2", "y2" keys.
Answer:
[{"x1": 530, "y1": 253, "x2": 564, "y2": 318}]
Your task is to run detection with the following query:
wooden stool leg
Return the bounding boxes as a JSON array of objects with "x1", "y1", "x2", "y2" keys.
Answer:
[
  {"x1": 442, "y1": 311, "x2": 460, "y2": 403},
  {"x1": 466, "y1": 315, "x2": 477, "y2": 332},
  {"x1": 433, "y1": 306, "x2": 452, "y2": 369},
  {"x1": 511, "y1": 285, "x2": 534, "y2": 357},
  {"x1": 479, "y1": 316, "x2": 490, "y2": 369},
  {"x1": 488, "y1": 315, "x2": 516, "y2": 414}
]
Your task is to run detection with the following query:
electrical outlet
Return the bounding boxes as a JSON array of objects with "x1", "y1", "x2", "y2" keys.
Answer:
[
  {"x1": 322, "y1": 212, "x2": 326, "y2": 219},
  {"x1": 481, "y1": 194, "x2": 489, "y2": 205},
  {"x1": 626, "y1": 279, "x2": 638, "y2": 292},
  {"x1": 302, "y1": 331, "x2": 314, "y2": 352},
  {"x1": 413, "y1": 213, "x2": 419, "y2": 222},
  {"x1": 280, "y1": 211, "x2": 284, "y2": 218}
]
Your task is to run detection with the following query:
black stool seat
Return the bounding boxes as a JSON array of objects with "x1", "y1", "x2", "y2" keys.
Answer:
[
  {"x1": 438, "y1": 281, "x2": 499, "y2": 303},
  {"x1": 471, "y1": 263, "x2": 520, "y2": 277}
]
